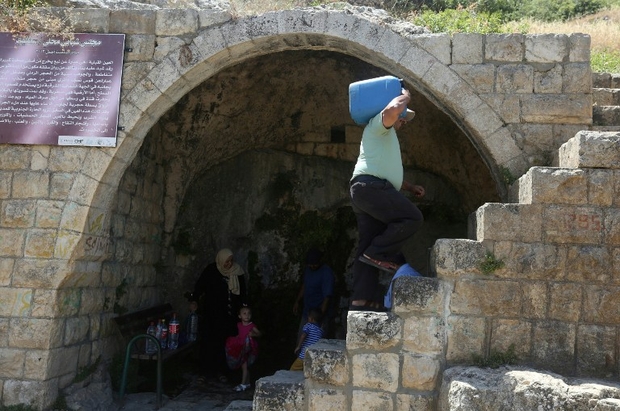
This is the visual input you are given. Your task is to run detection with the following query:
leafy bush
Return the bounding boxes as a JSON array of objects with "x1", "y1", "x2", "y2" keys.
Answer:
[
  {"x1": 476, "y1": 0, "x2": 521, "y2": 15},
  {"x1": 411, "y1": 6, "x2": 507, "y2": 33},
  {"x1": 591, "y1": 48, "x2": 620, "y2": 73},
  {"x1": 518, "y1": 0, "x2": 605, "y2": 21},
  {"x1": 392, "y1": 0, "x2": 608, "y2": 21},
  {"x1": 2, "y1": 0, "x2": 41, "y2": 8}
]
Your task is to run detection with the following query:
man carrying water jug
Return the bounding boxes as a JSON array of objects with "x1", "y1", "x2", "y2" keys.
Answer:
[{"x1": 349, "y1": 85, "x2": 425, "y2": 312}]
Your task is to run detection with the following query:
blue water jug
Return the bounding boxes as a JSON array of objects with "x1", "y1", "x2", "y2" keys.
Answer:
[{"x1": 349, "y1": 75, "x2": 406, "y2": 125}]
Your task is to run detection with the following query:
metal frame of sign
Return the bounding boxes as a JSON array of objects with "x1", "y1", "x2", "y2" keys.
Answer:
[{"x1": 0, "y1": 32, "x2": 125, "y2": 147}]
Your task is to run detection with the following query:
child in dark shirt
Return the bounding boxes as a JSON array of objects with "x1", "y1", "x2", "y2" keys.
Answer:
[{"x1": 290, "y1": 308, "x2": 323, "y2": 371}]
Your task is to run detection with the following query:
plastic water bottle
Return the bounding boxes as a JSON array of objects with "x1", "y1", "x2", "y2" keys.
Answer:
[
  {"x1": 155, "y1": 319, "x2": 162, "y2": 340},
  {"x1": 145, "y1": 321, "x2": 157, "y2": 354},
  {"x1": 187, "y1": 310, "x2": 198, "y2": 342},
  {"x1": 168, "y1": 313, "x2": 180, "y2": 350},
  {"x1": 159, "y1": 319, "x2": 168, "y2": 349}
]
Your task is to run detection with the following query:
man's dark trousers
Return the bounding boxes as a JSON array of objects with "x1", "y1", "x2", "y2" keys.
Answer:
[{"x1": 349, "y1": 175, "x2": 423, "y2": 302}]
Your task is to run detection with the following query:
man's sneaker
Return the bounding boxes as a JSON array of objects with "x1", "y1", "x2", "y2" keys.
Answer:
[{"x1": 359, "y1": 254, "x2": 398, "y2": 273}]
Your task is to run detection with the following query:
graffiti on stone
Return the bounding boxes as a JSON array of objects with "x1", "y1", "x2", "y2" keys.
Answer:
[
  {"x1": 565, "y1": 213, "x2": 603, "y2": 231},
  {"x1": 84, "y1": 235, "x2": 110, "y2": 256}
]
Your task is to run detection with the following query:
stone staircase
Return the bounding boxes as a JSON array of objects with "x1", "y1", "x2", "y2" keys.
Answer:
[
  {"x1": 252, "y1": 104, "x2": 620, "y2": 411},
  {"x1": 592, "y1": 72, "x2": 620, "y2": 131},
  {"x1": 253, "y1": 130, "x2": 620, "y2": 411}
]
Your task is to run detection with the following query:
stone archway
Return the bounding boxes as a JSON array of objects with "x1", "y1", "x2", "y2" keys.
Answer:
[{"x1": 64, "y1": 8, "x2": 530, "y2": 266}]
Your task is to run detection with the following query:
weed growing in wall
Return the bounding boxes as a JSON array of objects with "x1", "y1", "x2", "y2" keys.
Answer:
[
  {"x1": 500, "y1": 166, "x2": 517, "y2": 186},
  {"x1": 472, "y1": 344, "x2": 519, "y2": 368},
  {"x1": 50, "y1": 394, "x2": 68, "y2": 410},
  {"x1": 479, "y1": 252, "x2": 505, "y2": 275},
  {"x1": 73, "y1": 356, "x2": 101, "y2": 384},
  {"x1": 113, "y1": 278, "x2": 129, "y2": 315}
]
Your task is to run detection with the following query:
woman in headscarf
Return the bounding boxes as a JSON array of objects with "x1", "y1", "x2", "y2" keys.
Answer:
[{"x1": 191, "y1": 248, "x2": 247, "y2": 383}]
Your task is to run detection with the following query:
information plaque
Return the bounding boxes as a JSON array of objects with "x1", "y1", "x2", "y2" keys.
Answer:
[{"x1": 0, "y1": 32, "x2": 125, "y2": 147}]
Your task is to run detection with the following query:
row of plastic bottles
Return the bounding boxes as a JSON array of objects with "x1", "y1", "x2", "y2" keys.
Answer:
[{"x1": 145, "y1": 310, "x2": 198, "y2": 354}]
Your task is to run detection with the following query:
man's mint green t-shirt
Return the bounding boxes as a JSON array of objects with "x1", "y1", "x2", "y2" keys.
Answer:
[{"x1": 351, "y1": 112, "x2": 404, "y2": 191}]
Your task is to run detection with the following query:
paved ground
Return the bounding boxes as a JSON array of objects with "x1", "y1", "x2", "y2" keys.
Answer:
[{"x1": 116, "y1": 374, "x2": 254, "y2": 411}]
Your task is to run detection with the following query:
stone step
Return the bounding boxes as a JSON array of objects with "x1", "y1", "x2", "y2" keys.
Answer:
[
  {"x1": 558, "y1": 130, "x2": 620, "y2": 169},
  {"x1": 305, "y1": 339, "x2": 349, "y2": 386},
  {"x1": 592, "y1": 72, "x2": 620, "y2": 88},
  {"x1": 516, "y1": 167, "x2": 614, "y2": 206},
  {"x1": 253, "y1": 370, "x2": 305, "y2": 411},
  {"x1": 589, "y1": 125, "x2": 620, "y2": 132},
  {"x1": 303, "y1": 339, "x2": 352, "y2": 409},
  {"x1": 473, "y1": 203, "x2": 544, "y2": 242},
  {"x1": 441, "y1": 366, "x2": 620, "y2": 411},
  {"x1": 431, "y1": 238, "x2": 487, "y2": 278},
  {"x1": 593, "y1": 88, "x2": 620, "y2": 106},
  {"x1": 224, "y1": 400, "x2": 253, "y2": 411},
  {"x1": 474, "y1": 200, "x2": 615, "y2": 245},
  {"x1": 593, "y1": 105, "x2": 620, "y2": 126},
  {"x1": 346, "y1": 310, "x2": 402, "y2": 351}
]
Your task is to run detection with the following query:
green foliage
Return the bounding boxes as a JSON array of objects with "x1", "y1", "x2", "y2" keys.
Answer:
[
  {"x1": 1, "y1": 0, "x2": 72, "y2": 33},
  {"x1": 475, "y1": 0, "x2": 521, "y2": 18},
  {"x1": 517, "y1": 0, "x2": 605, "y2": 21},
  {"x1": 109, "y1": 352, "x2": 140, "y2": 393},
  {"x1": 256, "y1": 206, "x2": 356, "y2": 278},
  {"x1": 2, "y1": 0, "x2": 42, "y2": 10},
  {"x1": 73, "y1": 356, "x2": 101, "y2": 384},
  {"x1": 406, "y1": 0, "x2": 609, "y2": 29},
  {"x1": 270, "y1": 170, "x2": 295, "y2": 199},
  {"x1": 591, "y1": 48, "x2": 620, "y2": 73},
  {"x1": 255, "y1": 170, "x2": 356, "y2": 275},
  {"x1": 50, "y1": 394, "x2": 68, "y2": 411},
  {"x1": 411, "y1": 7, "x2": 507, "y2": 33},
  {"x1": 500, "y1": 166, "x2": 517, "y2": 186},
  {"x1": 114, "y1": 278, "x2": 129, "y2": 315},
  {"x1": 392, "y1": 0, "x2": 607, "y2": 19},
  {"x1": 472, "y1": 344, "x2": 519, "y2": 368},
  {"x1": 172, "y1": 227, "x2": 195, "y2": 255},
  {"x1": 479, "y1": 252, "x2": 505, "y2": 275}
]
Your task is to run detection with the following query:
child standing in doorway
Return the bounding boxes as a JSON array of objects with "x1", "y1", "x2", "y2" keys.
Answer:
[
  {"x1": 290, "y1": 308, "x2": 323, "y2": 371},
  {"x1": 225, "y1": 305, "x2": 261, "y2": 392}
]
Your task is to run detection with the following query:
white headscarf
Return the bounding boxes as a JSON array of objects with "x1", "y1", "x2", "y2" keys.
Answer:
[{"x1": 216, "y1": 248, "x2": 244, "y2": 295}]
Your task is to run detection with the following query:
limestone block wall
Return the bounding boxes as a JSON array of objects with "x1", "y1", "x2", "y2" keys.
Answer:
[
  {"x1": 103, "y1": 135, "x2": 165, "y2": 309},
  {"x1": 451, "y1": 33, "x2": 591, "y2": 168},
  {"x1": 433, "y1": 131, "x2": 620, "y2": 378}
]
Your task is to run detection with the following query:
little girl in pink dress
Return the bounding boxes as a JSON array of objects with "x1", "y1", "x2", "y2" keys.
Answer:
[{"x1": 225, "y1": 305, "x2": 261, "y2": 392}]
